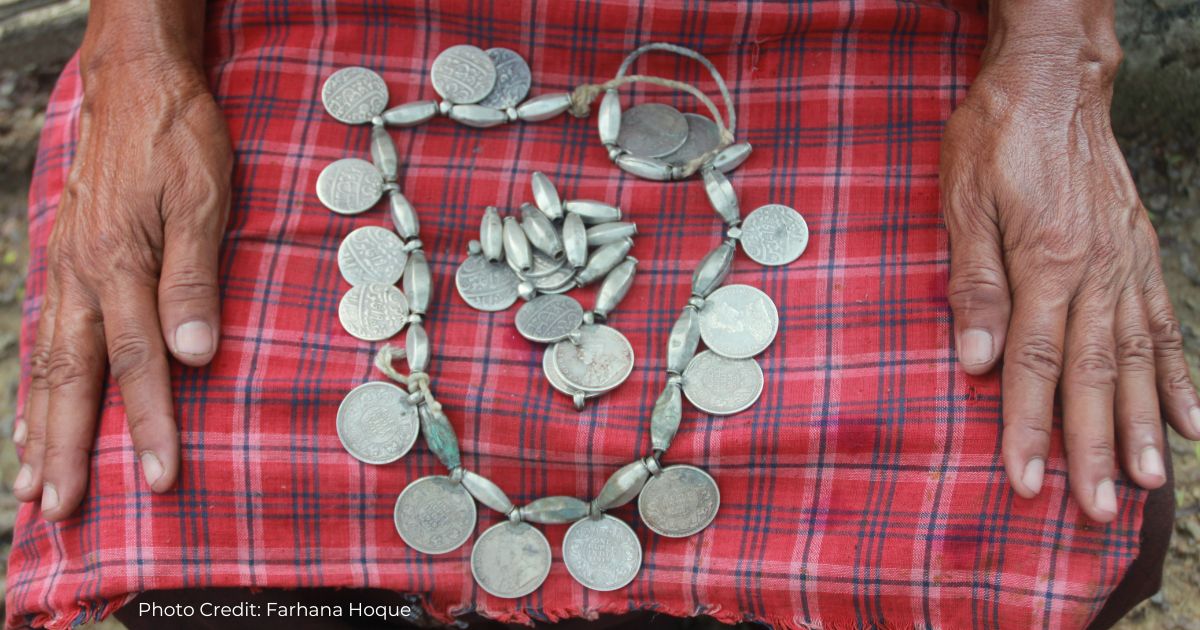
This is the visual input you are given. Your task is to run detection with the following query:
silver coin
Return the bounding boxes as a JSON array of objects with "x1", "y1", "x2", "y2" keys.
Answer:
[
  {"x1": 478, "y1": 48, "x2": 532, "y2": 109},
  {"x1": 551, "y1": 324, "x2": 634, "y2": 393},
  {"x1": 740, "y1": 204, "x2": 809, "y2": 266},
  {"x1": 338, "y1": 283, "x2": 409, "y2": 341},
  {"x1": 616, "y1": 103, "x2": 689, "y2": 159},
  {"x1": 697, "y1": 284, "x2": 779, "y2": 359},
  {"x1": 530, "y1": 257, "x2": 576, "y2": 293},
  {"x1": 470, "y1": 521, "x2": 552, "y2": 599},
  {"x1": 509, "y1": 249, "x2": 564, "y2": 280},
  {"x1": 456, "y1": 254, "x2": 520, "y2": 312},
  {"x1": 336, "y1": 381, "x2": 419, "y2": 465},
  {"x1": 430, "y1": 45, "x2": 497, "y2": 105},
  {"x1": 317, "y1": 158, "x2": 384, "y2": 215},
  {"x1": 543, "y1": 348, "x2": 603, "y2": 401},
  {"x1": 337, "y1": 226, "x2": 407, "y2": 286},
  {"x1": 515, "y1": 294, "x2": 584, "y2": 343},
  {"x1": 394, "y1": 475, "x2": 477, "y2": 555},
  {"x1": 322, "y1": 67, "x2": 389, "y2": 124},
  {"x1": 662, "y1": 113, "x2": 721, "y2": 166},
  {"x1": 562, "y1": 515, "x2": 641, "y2": 592},
  {"x1": 682, "y1": 350, "x2": 764, "y2": 416},
  {"x1": 638, "y1": 465, "x2": 720, "y2": 538}
]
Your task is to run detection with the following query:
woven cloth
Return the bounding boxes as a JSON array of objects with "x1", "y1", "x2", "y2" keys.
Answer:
[{"x1": 8, "y1": 1, "x2": 1147, "y2": 628}]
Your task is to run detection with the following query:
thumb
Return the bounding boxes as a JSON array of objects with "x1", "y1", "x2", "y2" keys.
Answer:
[
  {"x1": 945, "y1": 196, "x2": 1011, "y2": 375},
  {"x1": 158, "y1": 205, "x2": 227, "y2": 367}
]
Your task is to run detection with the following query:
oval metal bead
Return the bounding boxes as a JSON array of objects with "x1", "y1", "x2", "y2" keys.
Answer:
[
  {"x1": 593, "y1": 460, "x2": 651, "y2": 511},
  {"x1": 405, "y1": 322, "x2": 430, "y2": 372},
  {"x1": 418, "y1": 405, "x2": 461, "y2": 470},
  {"x1": 563, "y1": 199, "x2": 621, "y2": 225},
  {"x1": 530, "y1": 171, "x2": 563, "y2": 220},
  {"x1": 480, "y1": 206, "x2": 504, "y2": 262},
  {"x1": 712, "y1": 142, "x2": 752, "y2": 173},
  {"x1": 388, "y1": 191, "x2": 420, "y2": 240},
  {"x1": 594, "y1": 257, "x2": 637, "y2": 318},
  {"x1": 616, "y1": 154, "x2": 673, "y2": 181},
  {"x1": 516, "y1": 92, "x2": 572, "y2": 122},
  {"x1": 502, "y1": 216, "x2": 533, "y2": 272},
  {"x1": 650, "y1": 382, "x2": 683, "y2": 452},
  {"x1": 562, "y1": 212, "x2": 588, "y2": 269},
  {"x1": 585, "y1": 222, "x2": 638, "y2": 247},
  {"x1": 381, "y1": 100, "x2": 438, "y2": 127},
  {"x1": 665, "y1": 306, "x2": 701, "y2": 374},
  {"x1": 691, "y1": 240, "x2": 735, "y2": 298},
  {"x1": 521, "y1": 496, "x2": 589, "y2": 524},
  {"x1": 461, "y1": 469, "x2": 515, "y2": 515},
  {"x1": 448, "y1": 104, "x2": 509, "y2": 128},
  {"x1": 598, "y1": 89, "x2": 621, "y2": 146},
  {"x1": 520, "y1": 203, "x2": 563, "y2": 258},
  {"x1": 403, "y1": 250, "x2": 432, "y2": 314},
  {"x1": 575, "y1": 238, "x2": 633, "y2": 286},
  {"x1": 370, "y1": 124, "x2": 399, "y2": 181},
  {"x1": 702, "y1": 168, "x2": 740, "y2": 225}
]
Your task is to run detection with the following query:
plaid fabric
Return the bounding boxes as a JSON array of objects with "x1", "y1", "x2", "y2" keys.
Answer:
[{"x1": 8, "y1": 1, "x2": 1148, "y2": 628}]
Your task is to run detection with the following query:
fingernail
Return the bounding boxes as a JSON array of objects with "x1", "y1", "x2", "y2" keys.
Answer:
[
  {"x1": 12, "y1": 421, "x2": 26, "y2": 445},
  {"x1": 14, "y1": 464, "x2": 31, "y2": 492},
  {"x1": 1022, "y1": 458, "x2": 1044, "y2": 495},
  {"x1": 960, "y1": 328, "x2": 994, "y2": 367},
  {"x1": 141, "y1": 452, "x2": 165, "y2": 488},
  {"x1": 1190, "y1": 407, "x2": 1200, "y2": 436},
  {"x1": 1138, "y1": 447, "x2": 1165, "y2": 479},
  {"x1": 174, "y1": 321, "x2": 214, "y2": 357},
  {"x1": 41, "y1": 483, "x2": 59, "y2": 513},
  {"x1": 1094, "y1": 478, "x2": 1117, "y2": 516}
]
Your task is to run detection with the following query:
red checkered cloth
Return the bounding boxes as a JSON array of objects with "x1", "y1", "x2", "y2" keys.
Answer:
[{"x1": 8, "y1": 1, "x2": 1147, "y2": 628}]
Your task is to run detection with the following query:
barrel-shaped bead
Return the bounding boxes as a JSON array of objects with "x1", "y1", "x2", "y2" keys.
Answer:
[
  {"x1": 388, "y1": 191, "x2": 420, "y2": 240},
  {"x1": 520, "y1": 203, "x2": 563, "y2": 258},
  {"x1": 521, "y1": 496, "x2": 589, "y2": 524},
  {"x1": 516, "y1": 93, "x2": 572, "y2": 122},
  {"x1": 418, "y1": 405, "x2": 461, "y2": 470},
  {"x1": 502, "y1": 216, "x2": 532, "y2": 272},
  {"x1": 650, "y1": 382, "x2": 683, "y2": 452},
  {"x1": 480, "y1": 206, "x2": 503, "y2": 262},
  {"x1": 405, "y1": 322, "x2": 430, "y2": 372},
  {"x1": 594, "y1": 258, "x2": 637, "y2": 318},
  {"x1": 562, "y1": 212, "x2": 588, "y2": 269},
  {"x1": 576, "y1": 238, "x2": 633, "y2": 286},
  {"x1": 702, "y1": 168, "x2": 740, "y2": 225},
  {"x1": 462, "y1": 469, "x2": 515, "y2": 515},
  {"x1": 370, "y1": 124, "x2": 399, "y2": 181},
  {"x1": 691, "y1": 240, "x2": 735, "y2": 297},
  {"x1": 531, "y1": 171, "x2": 563, "y2": 220},
  {"x1": 563, "y1": 199, "x2": 621, "y2": 225},
  {"x1": 665, "y1": 306, "x2": 701, "y2": 374},
  {"x1": 403, "y1": 250, "x2": 432, "y2": 314},
  {"x1": 616, "y1": 154, "x2": 673, "y2": 181},
  {"x1": 585, "y1": 222, "x2": 638, "y2": 247},
  {"x1": 712, "y1": 142, "x2": 752, "y2": 173},
  {"x1": 382, "y1": 100, "x2": 438, "y2": 127},
  {"x1": 593, "y1": 460, "x2": 651, "y2": 511},
  {"x1": 448, "y1": 104, "x2": 509, "y2": 128},
  {"x1": 598, "y1": 89, "x2": 621, "y2": 145}
]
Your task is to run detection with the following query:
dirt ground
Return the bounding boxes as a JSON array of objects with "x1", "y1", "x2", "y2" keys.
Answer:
[{"x1": 0, "y1": 3, "x2": 1197, "y2": 629}]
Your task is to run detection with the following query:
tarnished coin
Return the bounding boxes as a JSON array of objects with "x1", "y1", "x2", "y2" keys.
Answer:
[
  {"x1": 740, "y1": 204, "x2": 809, "y2": 266},
  {"x1": 638, "y1": 464, "x2": 720, "y2": 537},
  {"x1": 515, "y1": 294, "x2": 584, "y2": 343},
  {"x1": 478, "y1": 48, "x2": 532, "y2": 109},
  {"x1": 317, "y1": 158, "x2": 384, "y2": 215},
  {"x1": 336, "y1": 381, "x2": 419, "y2": 465},
  {"x1": 338, "y1": 283, "x2": 409, "y2": 341},
  {"x1": 552, "y1": 324, "x2": 634, "y2": 393},
  {"x1": 562, "y1": 515, "x2": 642, "y2": 592},
  {"x1": 616, "y1": 103, "x2": 688, "y2": 158},
  {"x1": 470, "y1": 521, "x2": 552, "y2": 599},
  {"x1": 394, "y1": 475, "x2": 477, "y2": 555},
  {"x1": 530, "y1": 257, "x2": 576, "y2": 293},
  {"x1": 662, "y1": 113, "x2": 721, "y2": 166},
  {"x1": 682, "y1": 350, "x2": 764, "y2": 416},
  {"x1": 322, "y1": 67, "x2": 389, "y2": 124},
  {"x1": 456, "y1": 254, "x2": 520, "y2": 312},
  {"x1": 698, "y1": 284, "x2": 779, "y2": 359},
  {"x1": 430, "y1": 45, "x2": 497, "y2": 105},
  {"x1": 337, "y1": 226, "x2": 407, "y2": 286},
  {"x1": 510, "y1": 249, "x2": 564, "y2": 279},
  {"x1": 543, "y1": 348, "x2": 602, "y2": 401}
]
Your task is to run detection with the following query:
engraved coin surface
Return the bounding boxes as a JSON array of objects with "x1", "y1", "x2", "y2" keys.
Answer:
[
  {"x1": 394, "y1": 475, "x2": 477, "y2": 554},
  {"x1": 698, "y1": 284, "x2": 779, "y2": 359},
  {"x1": 682, "y1": 350, "x2": 764, "y2": 416},
  {"x1": 336, "y1": 381, "x2": 419, "y2": 464},
  {"x1": 530, "y1": 255, "x2": 576, "y2": 293},
  {"x1": 322, "y1": 67, "x2": 389, "y2": 124},
  {"x1": 510, "y1": 249, "x2": 564, "y2": 279},
  {"x1": 478, "y1": 48, "x2": 532, "y2": 109},
  {"x1": 430, "y1": 45, "x2": 497, "y2": 105},
  {"x1": 317, "y1": 158, "x2": 384, "y2": 215},
  {"x1": 543, "y1": 349, "x2": 601, "y2": 400},
  {"x1": 470, "y1": 521, "x2": 552, "y2": 599},
  {"x1": 662, "y1": 113, "x2": 721, "y2": 166},
  {"x1": 338, "y1": 283, "x2": 409, "y2": 341},
  {"x1": 563, "y1": 515, "x2": 642, "y2": 591},
  {"x1": 552, "y1": 324, "x2": 635, "y2": 393},
  {"x1": 638, "y1": 464, "x2": 720, "y2": 537},
  {"x1": 616, "y1": 103, "x2": 689, "y2": 158},
  {"x1": 740, "y1": 204, "x2": 809, "y2": 266},
  {"x1": 337, "y1": 226, "x2": 407, "y2": 286},
  {"x1": 456, "y1": 254, "x2": 520, "y2": 312},
  {"x1": 516, "y1": 294, "x2": 584, "y2": 343}
]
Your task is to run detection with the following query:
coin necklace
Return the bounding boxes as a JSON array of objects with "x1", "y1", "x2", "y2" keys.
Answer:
[{"x1": 319, "y1": 43, "x2": 810, "y2": 597}]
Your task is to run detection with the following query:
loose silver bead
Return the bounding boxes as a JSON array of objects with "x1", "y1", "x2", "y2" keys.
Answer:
[
  {"x1": 521, "y1": 496, "x2": 589, "y2": 524},
  {"x1": 712, "y1": 142, "x2": 752, "y2": 173},
  {"x1": 480, "y1": 206, "x2": 504, "y2": 262},
  {"x1": 702, "y1": 167, "x2": 740, "y2": 225},
  {"x1": 593, "y1": 460, "x2": 651, "y2": 511},
  {"x1": 616, "y1": 154, "x2": 673, "y2": 181},
  {"x1": 593, "y1": 257, "x2": 637, "y2": 318},
  {"x1": 461, "y1": 469, "x2": 515, "y2": 515},
  {"x1": 405, "y1": 322, "x2": 430, "y2": 372},
  {"x1": 370, "y1": 124, "x2": 399, "y2": 182},
  {"x1": 585, "y1": 221, "x2": 638, "y2": 247},
  {"x1": 530, "y1": 171, "x2": 563, "y2": 220},
  {"x1": 562, "y1": 212, "x2": 588, "y2": 269},
  {"x1": 381, "y1": 100, "x2": 438, "y2": 127},
  {"x1": 403, "y1": 250, "x2": 432, "y2": 314},
  {"x1": 502, "y1": 216, "x2": 532, "y2": 272},
  {"x1": 665, "y1": 306, "x2": 701, "y2": 375},
  {"x1": 597, "y1": 89, "x2": 621, "y2": 146},
  {"x1": 504, "y1": 106, "x2": 519, "y2": 123},
  {"x1": 563, "y1": 199, "x2": 621, "y2": 224},
  {"x1": 516, "y1": 92, "x2": 572, "y2": 122},
  {"x1": 520, "y1": 202, "x2": 563, "y2": 258},
  {"x1": 437, "y1": 100, "x2": 452, "y2": 116},
  {"x1": 448, "y1": 104, "x2": 509, "y2": 128},
  {"x1": 650, "y1": 382, "x2": 683, "y2": 452},
  {"x1": 575, "y1": 238, "x2": 633, "y2": 286},
  {"x1": 691, "y1": 240, "x2": 735, "y2": 298},
  {"x1": 388, "y1": 190, "x2": 420, "y2": 240}
]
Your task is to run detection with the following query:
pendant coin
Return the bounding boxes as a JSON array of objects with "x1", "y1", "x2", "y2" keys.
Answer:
[
  {"x1": 322, "y1": 67, "x2": 389, "y2": 124},
  {"x1": 740, "y1": 204, "x2": 809, "y2": 266},
  {"x1": 552, "y1": 324, "x2": 635, "y2": 393},
  {"x1": 698, "y1": 284, "x2": 779, "y2": 359},
  {"x1": 510, "y1": 249, "x2": 564, "y2": 280},
  {"x1": 516, "y1": 294, "x2": 584, "y2": 343},
  {"x1": 563, "y1": 515, "x2": 642, "y2": 591},
  {"x1": 616, "y1": 103, "x2": 689, "y2": 159},
  {"x1": 470, "y1": 521, "x2": 552, "y2": 599},
  {"x1": 317, "y1": 158, "x2": 384, "y2": 215},
  {"x1": 662, "y1": 113, "x2": 721, "y2": 166},
  {"x1": 337, "y1": 226, "x2": 407, "y2": 286},
  {"x1": 682, "y1": 350, "x2": 764, "y2": 416},
  {"x1": 638, "y1": 464, "x2": 720, "y2": 537},
  {"x1": 394, "y1": 475, "x2": 477, "y2": 555},
  {"x1": 456, "y1": 254, "x2": 520, "y2": 312},
  {"x1": 430, "y1": 45, "x2": 497, "y2": 105},
  {"x1": 543, "y1": 349, "x2": 602, "y2": 401},
  {"x1": 478, "y1": 48, "x2": 532, "y2": 109},
  {"x1": 338, "y1": 283, "x2": 409, "y2": 341},
  {"x1": 336, "y1": 381, "x2": 419, "y2": 464}
]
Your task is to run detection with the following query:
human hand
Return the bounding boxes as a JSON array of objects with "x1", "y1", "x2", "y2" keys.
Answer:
[
  {"x1": 12, "y1": 22, "x2": 231, "y2": 520},
  {"x1": 940, "y1": 6, "x2": 1199, "y2": 522}
]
